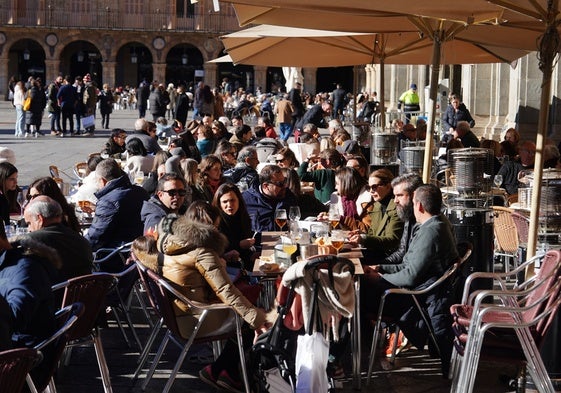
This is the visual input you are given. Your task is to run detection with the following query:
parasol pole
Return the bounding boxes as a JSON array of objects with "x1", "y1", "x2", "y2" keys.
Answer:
[
  {"x1": 526, "y1": 0, "x2": 559, "y2": 276},
  {"x1": 422, "y1": 33, "x2": 442, "y2": 183},
  {"x1": 379, "y1": 58, "x2": 386, "y2": 129}
]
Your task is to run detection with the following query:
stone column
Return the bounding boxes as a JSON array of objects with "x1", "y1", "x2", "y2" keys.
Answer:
[
  {"x1": 102, "y1": 61, "x2": 116, "y2": 86},
  {"x1": 388, "y1": 64, "x2": 398, "y2": 111},
  {"x1": 204, "y1": 62, "x2": 218, "y2": 89},
  {"x1": 152, "y1": 63, "x2": 166, "y2": 85},
  {"x1": 364, "y1": 64, "x2": 374, "y2": 94},
  {"x1": 0, "y1": 54, "x2": 8, "y2": 98},
  {"x1": 44, "y1": 59, "x2": 61, "y2": 85},
  {"x1": 253, "y1": 65, "x2": 267, "y2": 94},
  {"x1": 302, "y1": 67, "x2": 317, "y2": 95}
]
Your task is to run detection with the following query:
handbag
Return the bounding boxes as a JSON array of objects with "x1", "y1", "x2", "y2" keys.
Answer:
[
  {"x1": 23, "y1": 92, "x2": 32, "y2": 111},
  {"x1": 82, "y1": 114, "x2": 95, "y2": 128},
  {"x1": 294, "y1": 333, "x2": 330, "y2": 393}
]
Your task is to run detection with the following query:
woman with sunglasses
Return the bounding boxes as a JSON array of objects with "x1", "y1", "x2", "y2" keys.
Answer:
[
  {"x1": 274, "y1": 147, "x2": 299, "y2": 169},
  {"x1": 212, "y1": 183, "x2": 256, "y2": 271},
  {"x1": 348, "y1": 169, "x2": 404, "y2": 259}
]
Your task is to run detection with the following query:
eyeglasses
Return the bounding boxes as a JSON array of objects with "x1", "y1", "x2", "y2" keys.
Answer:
[
  {"x1": 367, "y1": 183, "x2": 386, "y2": 192},
  {"x1": 162, "y1": 189, "x2": 187, "y2": 197},
  {"x1": 267, "y1": 179, "x2": 287, "y2": 188}
]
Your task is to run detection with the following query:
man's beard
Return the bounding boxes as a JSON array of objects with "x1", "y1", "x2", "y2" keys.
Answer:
[{"x1": 396, "y1": 202, "x2": 413, "y2": 221}]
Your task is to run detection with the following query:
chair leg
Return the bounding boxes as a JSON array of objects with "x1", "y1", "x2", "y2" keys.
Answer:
[
  {"x1": 366, "y1": 297, "x2": 387, "y2": 385},
  {"x1": 26, "y1": 374, "x2": 39, "y2": 393},
  {"x1": 110, "y1": 308, "x2": 132, "y2": 348},
  {"x1": 141, "y1": 331, "x2": 171, "y2": 391},
  {"x1": 234, "y1": 315, "x2": 251, "y2": 393},
  {"x1": 133, "y1": 284, "x2": 154, "y2": 329},
  {"x1": 92, "y1": 328, "x2": 113, "y2": 393},
  {"x1": 133, "y1": 318, "x2": 163, "y2": 381},
  {"x1": 162, "y1": 333, "x2": 199, "y2": 393}
]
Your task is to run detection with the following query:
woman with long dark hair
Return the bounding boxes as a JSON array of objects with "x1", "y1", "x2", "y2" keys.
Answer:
[
  {"x1": 197, "y1": 154, "x2": 224, "y2": 202},
  {"x1": 28, "y1": 177, "x2": 81, "y2": 233},
  {"x1": 212, "y1": 183, "x2": 256, "y2": 270},
  {"x1": 0, "y1": 162, "x2": 19, "y2": 225}
]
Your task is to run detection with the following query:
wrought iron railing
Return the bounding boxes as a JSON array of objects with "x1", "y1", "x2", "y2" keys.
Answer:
[{"x1": 0, "y1": 6, "x2": 241, "y2": 34}]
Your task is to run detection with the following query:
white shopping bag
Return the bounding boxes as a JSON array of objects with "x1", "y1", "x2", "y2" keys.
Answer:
[
  {"x1": 295, "y1": 332, "x2": 330, "y2": 393},
  {"x1": 82, "y1": 115, "x2": 95, "y2": 128}
]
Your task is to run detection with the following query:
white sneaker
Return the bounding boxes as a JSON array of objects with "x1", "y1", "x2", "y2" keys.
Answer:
[{"x1": 24, "y1": 133, "x2": 29, "y2": 138}]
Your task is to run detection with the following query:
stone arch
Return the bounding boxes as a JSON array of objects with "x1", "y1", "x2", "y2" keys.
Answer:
[
  {"x1": 165, "y1": 43, "x2": 204, "y2": 89},
  {"x1": 7, "y1": 38, "x2": 47, "y2": 82},
  {"x1": 115, "y1": 42, "x2": 154, "y2": 87},
  {"x1": 58, "y1": 40, "x2": 103, "y2": 85}
]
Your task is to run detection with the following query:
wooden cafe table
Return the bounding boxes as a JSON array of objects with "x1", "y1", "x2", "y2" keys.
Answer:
[{"x1": 252, "y1": 231, "x2": 364, "y2": 389}]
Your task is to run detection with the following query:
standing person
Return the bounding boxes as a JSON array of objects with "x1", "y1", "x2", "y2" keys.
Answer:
[
  {"x1": 441, "y1": 94, "x2": 475, "y2": 144},
  {"x1": 274, "y1": 93, "x2": 294, "y2": 141},
  {"x1": 25, "y1": 78, "x2": 46, "y2": 138},
  {"x1": 295, "y1": 100, "x2": 333, "y2": 131},
  {"x1": 73, "y1": 76, "x2": 84, "y2": 135},
  {"x1": 149, "y1": 83, "x2": 169, "y2": 122},
  {"x1": 56, "y1": 75, "x2": 77, "y2": 137},
  {"x1": 213, "y1": 87, "x2": 225, "y2": 119},
  {"x1": 82, "y1": 74, "x2": 97, "y2": 136},
  {"x1": 166, "y1": 83, "x2": 176, "y2": 119},
  {"x1": 46, "y1": 75, "x2": 62, "y2": 136},
  {"x1": 13, "y1": 81, "x2": 26, "y2": 138},
  {"x1": 136, "y1": 79, "x2": 150, "y2": 119},
  {"x1": 193, "y1": 81, "x2": 205, "y2": 119},
  {"x1": 398, "y1": 83, "x2": 420, "y2": 123},
  {"x1": 174, "y1": 84, "x2": 190, "y2": 126},
  {"x1": 201, "y1": 84, "x2": 215, "y2": 118},
  {"x1": 288, "y1": 82, "x2": 305, "y2": 131},
  {"x1": 98, "y1": 84, "x2": 114, "y2": 129},
  {"x1": 332, "y1": 83, "x2": 347, "y2": 121}
]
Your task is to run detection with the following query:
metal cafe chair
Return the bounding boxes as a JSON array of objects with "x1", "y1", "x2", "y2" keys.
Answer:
[
  {"x1": 492, "y1": 206, "x2": 519, "y2": 274},
  {"x1": 134, "y1": 262, "x2": 251, "y2": 393},
  {"x1": 0, "y1": 348, "x2": 42, "y2": 393},
  {"x1": 449, "y1": 250, "x2": 561, "y2": 393},
  {"x1": 366, "y1": 242, "x2": 473, "y2": 385},
  {"x1": 53, "y1": 274, "x2": 117, "y2": 393},
  {"x1": 25, "y1": 302, "x2": 84, "y2": 393}
]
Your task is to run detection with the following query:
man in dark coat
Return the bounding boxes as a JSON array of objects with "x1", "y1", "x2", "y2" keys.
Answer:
[
  {"x1": 362, "y1": 184, "x2": 458, "y2": 375},
  {"x1": 174, "y1": 85, "x2": 190, "y2": 126},
  {"x1": 453, "y1": 120, "x2": 480, "y2": 148},
  {"x1": 24, "y1": 196, "x2": 93, "y2": 281},
  {"x1": 85, "y1": 159, "x2": 148, "y2": 270},
  {"x1": 295, "y1": 100, "x2": 332, "y2": 131},
  {"x1": 441, "y1": 94, "x2": 475, "y2": 143},
  {"x1": 242, "y1": 165, "x2": 297, "y2": 231},
  {"x1": 331, "y1": 83, "x2": 347, "y2": 121},
  {"x1": 141, "y1": 173, "x2": 188, "y2": 232},
  {"x1": 288, "y1": 82, "x2": 305, "y2": 130},
  {"x1": 149, "y1": 83, "x2": 170, "y2": 122},
  {"x1": 136, "y1": 79, "x2": 150, "y2": 119}
]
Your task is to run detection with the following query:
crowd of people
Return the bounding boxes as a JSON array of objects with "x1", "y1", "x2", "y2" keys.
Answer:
[{"x1": 2, "y1": 75, "x2": 561, "y2": 392}]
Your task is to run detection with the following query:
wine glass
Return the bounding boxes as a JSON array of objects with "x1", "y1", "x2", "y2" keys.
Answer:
[
  {"x1": 16, "y1": 190, "x2": 26, "y2": 217},
  {"x1": 328, "y1": 204, "x2": 340, "y2": 231},
  {"x1": 289, "y1": 221, "x2": 303, "y2": 242},
  {"x1": 330, "y1": 230, "x2": 345, "y2": 255},
  {"x1": 282, "y1": 236, "x2": 298, "y2": 258},
  {"x1": 133, "y1": 171, "x2": 145, "y2": 186},
  {"x1": 289, "y1": 206, "x2": 301, "y2": 222},
  {"x1": 493, "y1": 174, "x2": 503, "y2": 188},
  {"x1": 275, "y1": 209, "x2": 287, "y2": 232}
]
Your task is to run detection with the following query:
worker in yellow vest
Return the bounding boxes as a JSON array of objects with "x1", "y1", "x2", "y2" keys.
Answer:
[{"x1": 398, "y1": 83, "x2": 420, "y2": 123}]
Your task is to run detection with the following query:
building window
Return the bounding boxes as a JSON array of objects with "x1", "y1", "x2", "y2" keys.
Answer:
[
  {"x1": 176, "y1": 0, "x2": 195, "y2": 18},
  {"x1": 125, "y1": 0, "x2": 143, "y2": 14}
]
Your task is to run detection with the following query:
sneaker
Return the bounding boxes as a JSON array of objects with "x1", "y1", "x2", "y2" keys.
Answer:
[
  {"x1": 50, "y1": 130, "x2": 59, "y2": 136},
  {"x1": 24, "y1": 132, "x2": 29, "y2": 138},
  {"x1": 199, "y1": 365, "x2": 220, "y2": 389},
  {"x1": 385, "y1": 330, "x2": 409, "y2": 358},
  {"x1": 216, "y1": 369, "x2": 244, "y2": 393}
]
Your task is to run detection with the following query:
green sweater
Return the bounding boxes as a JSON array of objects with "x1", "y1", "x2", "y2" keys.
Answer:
[{"x1": 297, "y1": 161, "x2": 335, "y2": 203}]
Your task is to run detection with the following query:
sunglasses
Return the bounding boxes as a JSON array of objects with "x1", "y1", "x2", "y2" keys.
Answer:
[
  {"x1": 162, "y1": 189, "x2": 187, "y2": 197},
  {"x1": 367, "y1": 183, "x2": 386, "y2": 192},
  {"x1": 268, "y1": 179, "x2": 287, "y2": 188},
  {"x1": 275, "y1": 158, "x2": 285, "y2": 163}
]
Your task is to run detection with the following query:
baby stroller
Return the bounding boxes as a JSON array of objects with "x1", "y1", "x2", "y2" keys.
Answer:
[{"x1": 250, "y1": 255, "x2": 356, "y2": 393}]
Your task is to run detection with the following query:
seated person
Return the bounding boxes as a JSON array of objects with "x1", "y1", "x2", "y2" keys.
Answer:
[
  {"x1": 123, "y1": 137, "x2": 155, "y2": 176},
  {"x1": 24, "y1": 195, "x2": 93, "y2": 280},
  {"x1": 281, "y1": 168, "x2": 327, "y2": 219},
  {"x1": 155, "y1": 202, "x2": 271, "y2": 392},
  {"x1": 101, "y1": 129, "x2": 127, "y2": 158},
  {"x1": 297, "y1": 148, "x2": 344, "y2": 203},
  {"x1": 70, "y1": 155, "x2": 103, "y2": 205},
  {"x1": 212, "y1": 183, "x2": 256, "y2": 271},
  {"x1": 223, "y1": 146, "x2": 260, "y2": 192},
  {"x1": 141, "y1": 173, "x2": 188, "y2": 233},
  {"x1": 362, "y1": 184, "x2": 458, "y2": 375}
]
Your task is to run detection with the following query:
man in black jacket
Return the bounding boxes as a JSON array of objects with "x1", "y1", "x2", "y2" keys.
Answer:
[{"x1": 141, "y1": 173, "x2": 188, "y2": 232}]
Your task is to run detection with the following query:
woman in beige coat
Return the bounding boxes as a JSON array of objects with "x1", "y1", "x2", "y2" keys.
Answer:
[{"x1": 157, "y1": 201, "x2": 268, "y2": 392}]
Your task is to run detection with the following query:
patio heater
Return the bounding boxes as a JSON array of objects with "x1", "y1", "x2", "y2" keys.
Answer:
[
  {"x1": 399, "y1": 140, "x2": 425, "y2": 175},
  {"x1": 517, "y1": 168, "x2": 561, "y2": 251},
  {"x1": 444, "y1": 148, "x2": 495, "y2": 291},
  {"x1": 369, "y1": 132, "x2": 399, "y2": 176}
]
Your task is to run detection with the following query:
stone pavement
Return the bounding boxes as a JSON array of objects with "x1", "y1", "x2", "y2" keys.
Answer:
[{"x1": 0, "y1": 100, "x2": 521, "y2": 392}]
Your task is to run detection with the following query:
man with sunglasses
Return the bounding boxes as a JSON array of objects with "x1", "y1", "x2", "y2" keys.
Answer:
[
  {"x1": 223, "y1": 146, "x2": 260, "y2": 193},
  {"x1": 141, "y1": 173, "x2": 188, "y2": 232},
  {"x1": 242, "y1": 165, "x2": 297, "y2": 231}
]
